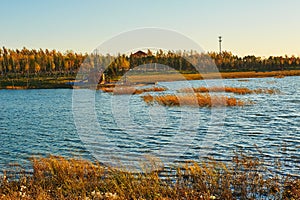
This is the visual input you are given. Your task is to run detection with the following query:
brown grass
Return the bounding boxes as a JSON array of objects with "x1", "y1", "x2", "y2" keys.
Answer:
[
  {"x1": 142, "y1": 94, "x2": 247, "y2": 107},
  {"x1": 123, "y1": 70, "x2": 300, "y2": 84},
  {"x1": 178, "y1": 86, "x2": 279, "y2": 95},
  {"x1": 5, "y1": 86, "x2": 28, "y2": 90},
  {"x1": 189, "y1": 70, "x2": 300, "y2": 80},
  {"x1": 101, "y1": 86, "x2": 167, "y2": 95},
  {"x1": 274, "y1": 74, "x2": 285, "y2": 78},
  {"x1": 0, "y1": 154, "x2": 299, "y2": 200}
]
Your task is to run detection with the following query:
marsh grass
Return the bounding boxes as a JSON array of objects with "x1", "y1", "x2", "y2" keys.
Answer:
[
  {"x1": 178, "y1": 87, "x2": 280, "y2": 95},
  {"x1": 142, "y1": 94, "x2": 247, "y2": 107},
  {"x1": 274, "y1": 74, "x2": 285, "y2": 78},
  {"x1": 0, "y1": 154, "x2": 299, "y2": 199},
  {"x1": 126, "y1": 70, "x2": 300, "y2": 83},
  {"x1": 101, "y1": 86, "x2": 167, "y2": 95}
]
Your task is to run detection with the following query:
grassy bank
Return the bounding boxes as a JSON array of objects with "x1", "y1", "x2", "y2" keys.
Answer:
[
  {"x1": 0, "y1": 155, "x2": 299, "y2": 200},
  {"x1": 126, "y1": 70, "x2": 300, "y2": 84},
  {"x1": 0, "y1": 76, "x2": 74, "y2": 89},
  {"x1": 1, "y1": 70, "x2": 300, "y2": 89}
]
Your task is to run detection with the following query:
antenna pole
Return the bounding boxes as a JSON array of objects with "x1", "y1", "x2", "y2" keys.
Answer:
[{"x1": 218, "y1": 36, "x2": 222, "y2": 54}]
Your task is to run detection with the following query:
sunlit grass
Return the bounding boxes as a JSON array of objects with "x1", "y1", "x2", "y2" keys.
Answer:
[
  {"x1": 101, "y1": 86, "x2": 167, "y2": 95},
  {"x1": 178, "y1": 86, "x2": 280, "y2": 95},
  {"x1": 274, "y1": 74, "x2": 285, "y2": 78},
  {"x1": 142, "y1": 93, "x2": 248, "y2": 107},
  {"x1": 125, "y1": 70, "x2": 300, "y2": 83},
  {"x1": 0, "y1": 154, "x2": 299, "y2": 199}
]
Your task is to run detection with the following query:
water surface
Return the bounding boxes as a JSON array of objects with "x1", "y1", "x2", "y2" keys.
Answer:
[{"x1": 0, "y1": 76, "x2": 299, "y2": 175}]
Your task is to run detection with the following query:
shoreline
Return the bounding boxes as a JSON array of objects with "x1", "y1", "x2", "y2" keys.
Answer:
[
  {"x1": 1, "y1": 155, "x2": 299, "y2": 199},
  {"x1": 1, "y1": 69, "x2": 300, "y2": 90}
]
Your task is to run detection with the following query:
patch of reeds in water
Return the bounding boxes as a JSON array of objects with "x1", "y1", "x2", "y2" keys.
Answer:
[
  {"x1": 274, "y1": 74, "x2": 285, "y2": 78},
  {"x1": 101, "y1": 86, "x2": 166, "y2": 95},
  {"x1": 178, "y1": 86, "x2": 279, "y2": 95},
  {"x1": 142, "y1": 93, "x2": 248, "y2": 107}
]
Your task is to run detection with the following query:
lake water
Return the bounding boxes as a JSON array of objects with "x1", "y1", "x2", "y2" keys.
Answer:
[{"x1": 0, "y1": 76, "x2": 299, "y2": 175}]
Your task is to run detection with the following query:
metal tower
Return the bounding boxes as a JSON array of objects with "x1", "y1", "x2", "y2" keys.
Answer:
[{"x1": 218, "y1": 36, "x2": 222, "y2": 53}]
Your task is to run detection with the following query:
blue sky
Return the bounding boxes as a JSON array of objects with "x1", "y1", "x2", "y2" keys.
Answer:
[{"x1": 1, "y1": 0, "x2": 300, "y2": 56}]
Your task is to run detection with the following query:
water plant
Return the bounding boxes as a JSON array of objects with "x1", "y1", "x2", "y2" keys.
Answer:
[
  {"x1": 101, "y1": 86, "x2": 167, "y2": 95},
  {"x1": 142, "y1": 94, "x2": 247, "y2": 107},
  {"x1": 178, "y1": 86, "x2": 279, "y2": 95}
]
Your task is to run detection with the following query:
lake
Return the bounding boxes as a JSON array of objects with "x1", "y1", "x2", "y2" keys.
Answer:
[{"x1": 0, "y1": 76, "x2": 299, "y2": 175}]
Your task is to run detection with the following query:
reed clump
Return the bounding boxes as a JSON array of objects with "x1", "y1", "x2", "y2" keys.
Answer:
[
  {"x1": 0, "y1": 154, "x2": 299, "y2": 199},
  {"x1": 178, "y1": 86, "x2": 279, "y2": 95},
  {"x1": 101, "y1": 86, "x2": 167, "y2": 95},
  {"x1": 274, "y1": 74, "x2": 285, "y2": 78},
  {"x1": 142, "y1": 93, "x2": 247, "y2": 107}
]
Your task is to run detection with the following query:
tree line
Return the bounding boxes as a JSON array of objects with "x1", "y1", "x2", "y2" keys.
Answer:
[
  {"x1": 1, "y1": 47, "x2": 300, "y2": 79},
  {"x1": 0, "y1": 47, "x2": 85, "y2": 77}
]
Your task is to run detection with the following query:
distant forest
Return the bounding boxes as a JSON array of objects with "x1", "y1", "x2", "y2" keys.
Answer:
[{"x1": 1, "y1": 47, "x2": 300, "y2": 80}]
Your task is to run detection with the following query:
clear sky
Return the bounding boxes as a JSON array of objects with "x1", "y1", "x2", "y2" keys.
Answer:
[{"x1": 1, "y1": 0, "x2": 300, "y2": 57}]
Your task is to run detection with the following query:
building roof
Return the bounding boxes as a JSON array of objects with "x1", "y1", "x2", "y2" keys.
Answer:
[{"x1": 131, "y1": 50, "x2": 147, "y2": 57}]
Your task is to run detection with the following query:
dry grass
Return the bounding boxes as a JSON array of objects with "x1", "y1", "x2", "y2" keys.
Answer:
[
  {"x1": 0, "y1": 154, "x2": 299, "y2": 200},
  {"x1": 100, "y1": 87, "x2": 115, "y2": 93},
  {"x1": 178, "y1": 87, "x2": 279, "y2": 95},
  {"x1": 252, "y1": 88, "x2": 280, "y2": 94},
  {"x1": 140, "y1": 87, "x2": 166, "y2": 93},
  {"x1": 5, "y1": 86, "x2": 28, "y2": 90},
  {"x1": 101, "y1": 86, "x2": 167, "y2": 95},
  {"x1": 142, "y1": 94, "x2": 247, "y2": 107},
  {"x1": 237, "y1": 79, "x2": 250, "y2": 82},
  {"x1": 203, "y1": 70, "x2": 300, "y2": 79},
  {"x1": 123, "y1": 70, "x2": 300, "y2": 84},
  {"x1": 274, "y1": 74, "x2": 285, "y2": 78}
]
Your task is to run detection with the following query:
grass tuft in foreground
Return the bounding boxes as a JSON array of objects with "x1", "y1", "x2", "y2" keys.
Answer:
[
  {"x1": 142, "y1": 94, "x2": 248, "y2": 107},
  {"x1": 0, "y1": 154, "x2": 299, "y2": 199}
]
